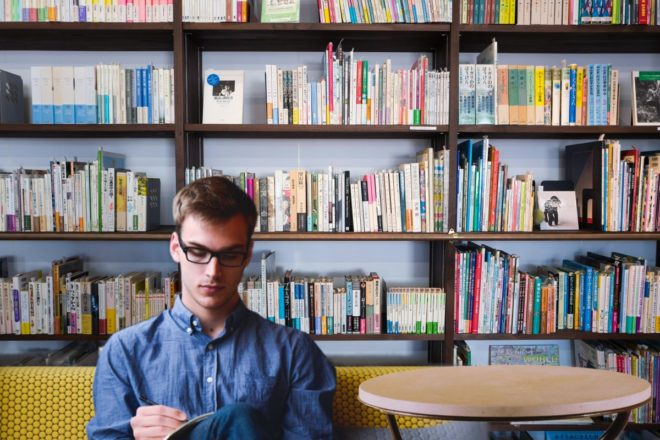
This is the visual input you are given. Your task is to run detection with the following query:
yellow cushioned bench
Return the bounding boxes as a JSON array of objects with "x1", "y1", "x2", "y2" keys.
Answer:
[{"x1": 0, "y1": 366, "x2": 438, "y2": 439}]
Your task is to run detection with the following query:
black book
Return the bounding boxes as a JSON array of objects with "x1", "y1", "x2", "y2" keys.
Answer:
[
  {"x1": 0, "y1": 70, "x2": 24, "y2": 123},
  {"x1": 146, "y1": 178, "x2": 161, "y2": 231},
  {"x1": 343, "y1": 171, "x2": 353, "y2": 232}
]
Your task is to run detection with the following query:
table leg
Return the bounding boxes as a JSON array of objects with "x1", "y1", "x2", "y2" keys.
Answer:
[
  {"x1": 599, "y1": 411, "x2": 631, "y2": 440},
  {"x1": 386, "y1": 414, "x2": 403, "y2": 440}
]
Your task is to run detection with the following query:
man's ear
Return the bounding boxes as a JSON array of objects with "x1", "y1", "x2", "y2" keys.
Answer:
[{"x1": 170, "y1": 232, "x2": 181, "y2": 263}]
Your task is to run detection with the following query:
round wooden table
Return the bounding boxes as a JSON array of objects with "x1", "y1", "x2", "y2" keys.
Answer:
[{"x1": 358, "y1": 365, "x2": 652, "y2": 440}]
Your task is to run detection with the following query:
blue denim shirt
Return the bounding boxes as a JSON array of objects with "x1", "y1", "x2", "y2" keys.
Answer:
[{"x1": 86, "y1": 296, "x2": 336, "y2": 439}]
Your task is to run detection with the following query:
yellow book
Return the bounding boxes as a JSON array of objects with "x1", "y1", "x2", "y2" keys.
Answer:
[
  {"x1": 116, "y1": 171, "x2": 127, "y2": 232},
  {"x1": 500, "y1": 0, "x2": 509, "y2": 23},
  {"x1": 576, "y1": 67, "x2": 584, "y2": 125},
  {"x1": 534, "y1": 66, "x2": 545, "y2": 125},
  {"x1": 508, "y1": 0, "x2": 516, "y2": 23}
]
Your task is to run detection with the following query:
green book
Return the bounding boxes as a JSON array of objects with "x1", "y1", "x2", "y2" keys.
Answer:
[{"x1": 260, "y1": 0, "x2": 300, "y2": 22}]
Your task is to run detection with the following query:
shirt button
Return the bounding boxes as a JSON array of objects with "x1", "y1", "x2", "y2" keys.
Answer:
[
  {"x1": 186, "y1": 327, "x2": 193, "y2": 334},
  {"x1": 207, "y1": 377, "x2": 214, "y2": 383},
  {"x1": 192, "y1": 320, "x2": 198, "y2": 326},
  {"x1": 207, "y1": 344, "x2": 214, "y2": 351}
]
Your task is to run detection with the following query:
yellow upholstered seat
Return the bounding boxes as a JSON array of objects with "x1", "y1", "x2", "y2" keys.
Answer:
[
  {"x1": 0, "y1": 366, "x2": 96, "y2": 440},
  {"x1": 0, "y1": 365, "x2": 438, "y2": 439}
]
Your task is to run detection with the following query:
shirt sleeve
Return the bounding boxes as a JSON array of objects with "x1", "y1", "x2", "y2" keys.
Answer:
[
  {"x1": 86, "y1": 334, "x2": 138, "y2": 439},
  {"x1": 281, "y1": 334, "x2": 336, "y2": 440}
]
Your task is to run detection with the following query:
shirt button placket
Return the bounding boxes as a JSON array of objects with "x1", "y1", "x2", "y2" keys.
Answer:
[{"x1": 204, "y1": 342, "x2": 217, "y2": 413}]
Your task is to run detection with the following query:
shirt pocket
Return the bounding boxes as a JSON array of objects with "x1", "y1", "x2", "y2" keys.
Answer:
[{"x1": 232, "y1": 375, "x2": 279, "y2": 408}]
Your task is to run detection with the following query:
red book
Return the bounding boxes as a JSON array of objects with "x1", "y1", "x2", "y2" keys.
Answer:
[{"x1": 470, "y1": 246, "x2": 483, "y2": 334}]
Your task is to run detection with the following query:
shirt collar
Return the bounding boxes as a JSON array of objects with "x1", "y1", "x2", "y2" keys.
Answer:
[{"x1": 170, "y1": 294, "x2": 249, "y2": 336}]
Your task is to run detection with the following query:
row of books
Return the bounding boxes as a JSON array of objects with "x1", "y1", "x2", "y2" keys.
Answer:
[
  {"x1": 240, "y1": 252, "x2": 446, "y2": 334},
  {"x1": 31, "y1": 64, "x2": 175, "y2": 125},
  {"x1": 457, "y1": 137, "x2": 535, "y2": 232},
  {"x1": 566, "y1": 140, "x2": 660, "y2": 232},
  {"x1": 318, "y1": 0, "x2": 452, "y2": 23},
  {"x1": 461, "y1": 0, "x2": 659, "y2": 24},
  {"x1": 0, "y1": 0, "x2": 173, "y2": 22},
  {"x1": 265, "y1": 47, "x2": 449, "y2": 126},
  {"x1": 454, "y1": 243, "x2": 660, "y2": 335},
  {"x1": 575, "y1": 340, "x2": 660, "y2": 423},
  {"x1": 0, "y1": 150, "x2": 161, "y2": 233},
  {"x1": 0, "y1": 257, "x2": 180, "y2": 335},
  {"x1": 182, "y1": 0, "x2": 248, "y2": 22},
  {"x1": 186, "y1": 147, "x2": 451, "y2": 234},
  {"x1": 459, "y1": 62, "x2": 620, "y2": 126},
  {"x1": 595, "y1": 142, "x2": 659, "y2": 232}
]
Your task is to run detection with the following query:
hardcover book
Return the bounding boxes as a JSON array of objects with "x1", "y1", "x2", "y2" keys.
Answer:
[
  {"x1": 632, "y1": 71, "x2": 660, "y2": 126},
  {"x1": 202, "y1": 70, "x2": 244, "y2": 124}
]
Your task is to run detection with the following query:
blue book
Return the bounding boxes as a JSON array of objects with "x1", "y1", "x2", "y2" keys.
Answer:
[
  {"x1": 457, "y1": 139, "x2": 474, "y2": 231},
  {"x1": 569, "y1": 65, "x2": 577, "y2": 125},
  {"x1": 278, "y1": 284, "x2": 285, "y2": 325},
  {"x1": 587, "y1": 64, "x2": 595, "y2": 125},
  {"x1": 146, "y1": 66, "x2": 153, "y2": 124},
  {"x1": 311, "y1": 82, "x2": 318, "y2": 124},
  {"x1": 532, "y1": 276, "x2": 542, "y2": 334},
  {"x1": 563, "y1": 259, "x2": 594, "y2": 332}
]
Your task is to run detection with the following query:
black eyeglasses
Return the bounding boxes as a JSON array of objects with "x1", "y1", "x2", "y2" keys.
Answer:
[{"x1": 177, "y1": 234, "x2": 248, "y2": 267}]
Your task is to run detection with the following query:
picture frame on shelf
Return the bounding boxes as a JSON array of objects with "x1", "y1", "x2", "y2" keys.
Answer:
[
  {"x1": 537, "y1": 189, "x2": 580, "y2": 231},
  {"x1": 202, "y1": 70, "x2": 244, "y2": 124},
  {"x1": 632, "y1": 71, "x2": 660, "y2": 126}
]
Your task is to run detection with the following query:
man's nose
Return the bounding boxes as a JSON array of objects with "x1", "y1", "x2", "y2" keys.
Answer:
[{"x1": 205, "y1": 256, "x2": 224, "y2": 277}]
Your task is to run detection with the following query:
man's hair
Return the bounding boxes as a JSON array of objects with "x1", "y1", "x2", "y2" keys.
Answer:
[{"x1": 172, "y1": 176, "x2": 257, "y2": 241}]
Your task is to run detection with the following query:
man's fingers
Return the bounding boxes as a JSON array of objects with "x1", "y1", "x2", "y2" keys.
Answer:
[{"x1": 136, "y1": 404, "x2": 187, "y2": 421}]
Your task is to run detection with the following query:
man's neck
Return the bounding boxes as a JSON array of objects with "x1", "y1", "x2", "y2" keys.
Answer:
[{"x1": 181, "y1": 295, "x2": 240, "y2": 339}]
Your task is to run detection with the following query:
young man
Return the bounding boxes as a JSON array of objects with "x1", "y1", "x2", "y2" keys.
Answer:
[{"x1": 87, "y1": 176, "x2": 336, "y2": 439}]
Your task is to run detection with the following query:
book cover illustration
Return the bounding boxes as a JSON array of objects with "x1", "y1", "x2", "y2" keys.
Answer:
[
  {"x1": 632, "y1": 71, "x2": 660, "y2": 126},
  {"x1": 202, "y1": 70, "x2": 244, "y2": 124},
  {"x1": 261, "y1": 0, "x2": 300, "y2": 22},
  {"x1": 489, "y1": 344, "x2": 560, "y2": 366},
  {"x1": 537, "y1": 190, "x2": 579, "y2": 230}
]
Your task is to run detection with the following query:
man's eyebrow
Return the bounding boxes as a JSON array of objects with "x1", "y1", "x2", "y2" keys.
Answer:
[{"x1": 185, "y1": 241, "x2": 246, "y2": 252}]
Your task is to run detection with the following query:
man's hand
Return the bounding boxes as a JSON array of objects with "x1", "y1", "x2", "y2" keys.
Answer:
[{"x1": 130, "y1": 404, "x2": 187, "y2": 440}]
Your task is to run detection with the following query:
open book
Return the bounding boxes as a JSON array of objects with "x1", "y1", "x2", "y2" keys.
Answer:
[{"x1": 164, "y1": 412, "x2": 214, "y2": 439}]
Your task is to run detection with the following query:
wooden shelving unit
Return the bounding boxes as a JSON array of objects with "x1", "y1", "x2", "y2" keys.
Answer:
[{"x1": 1, "y1": 7, "x2": 659, "y2": 426}]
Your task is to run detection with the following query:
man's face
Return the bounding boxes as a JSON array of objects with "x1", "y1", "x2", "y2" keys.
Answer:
[{"x1": 169, "y1": 214, "x2": 253, "y2": 318}]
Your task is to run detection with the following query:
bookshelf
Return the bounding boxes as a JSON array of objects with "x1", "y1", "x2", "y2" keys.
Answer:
[{"x1": 0, "y1": 0, "x2": 659, "y2": 383}]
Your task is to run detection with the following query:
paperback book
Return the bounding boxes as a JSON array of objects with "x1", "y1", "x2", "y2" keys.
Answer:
[{"x1": 202, "y1": 70, "x2": 244, "y2": 124}]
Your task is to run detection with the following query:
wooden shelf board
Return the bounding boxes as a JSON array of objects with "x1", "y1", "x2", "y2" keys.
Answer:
[
  {"x1": 456, "y1": 331, "x2": 660, "y2": 341},
  {"x1": 0, "y1": 124, "x2": 175, "y2": 138},
  {"x1": 452, "y1": 231, "x2": 660, "y2": 240},
  {"x1": 459, "y1": 25, "x2": 660, "y2": 53},
  {"x1": 183, "y1": 23, "x2": 450, "y2": 52},
  {"x1": 458, "y1": 125, "x2": 660, "y2": 138},
  {"x1": 0, "y1": 333, "x2": 443, "y2": 341},
  {"x1": 2, "y1": 230, "x2": 658, "y2": 241},
  {"x1": 186, "y1": 123, "x2": 448, "y2": 138},
  {"x1": 2, "y1": 227, "x2": 175, "y2": 241},
  {"x1": 0, "y1": 22, "x2": 174, "y2": 50}
]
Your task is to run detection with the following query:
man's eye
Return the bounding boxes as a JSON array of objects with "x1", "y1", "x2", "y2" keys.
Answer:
[
  {"x1": 222, "y1": 253, "x2": 243, "y2": 261},
  {"x1": 188, "y1": 248, "x2": 209, "y2": 258}
]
